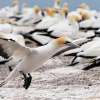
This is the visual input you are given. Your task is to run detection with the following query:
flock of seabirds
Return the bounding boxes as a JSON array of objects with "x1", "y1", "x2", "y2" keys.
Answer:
[{"x1": 0, "y1": 0, "x2": 100, "y2": 90}]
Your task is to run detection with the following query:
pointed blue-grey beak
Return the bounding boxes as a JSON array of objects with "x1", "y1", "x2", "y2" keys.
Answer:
[{"x1": 65, "y1": 41, "x2": 80, "y2": 48}]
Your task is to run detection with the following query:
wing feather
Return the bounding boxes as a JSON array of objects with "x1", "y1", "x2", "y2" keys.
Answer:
[{"x1": 0, "y1": 38, "x2": 31, "y2": 59}]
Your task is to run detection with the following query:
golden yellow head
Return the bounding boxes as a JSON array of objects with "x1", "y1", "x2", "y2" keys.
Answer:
[
  {"x1": 79, "y1": 3, "x2": 87, "y2": 9},
  {"x1": 23, "y1": 3, "x2": 28, "y2": 7},
  {"x1": 55, "y1": 0, "x2": 60, "y2": 4},
  {"x1": 80, "y1": 12, "x2": 90, "y2": 19},
  {"x1": 60, "y1": 7, "x2": 68, "y2": 15},
  {"x1": 51, "y1": 8, "x2": 57, "y2": 13},
  {"x1": 55, "y1": 37, "x2": 67, "y2": 45},
  {"x1": 63, "y1": 2, "x2": 68, "y2": 7},
  {"x1": 49, "y1": 8, "x2": 56, "y2": 17},
  {"x1": 3, "y1": 20, "x2": 9, "y2": 24},
  {"x1": 34, "y1": 6, "x2": 40, "y2": 13},
  {"x1": 70, "y1": 15, "x2": 81, "y2": 23},
  {"x1": 13, "y1": 1, "x2": 19, "y2": 6},
  {"x1": 54, "y1": 37, "x2": 79, "y2": 47},
  {"x1": 44, "y1": 7, "x2": 51, "y2": 16}
]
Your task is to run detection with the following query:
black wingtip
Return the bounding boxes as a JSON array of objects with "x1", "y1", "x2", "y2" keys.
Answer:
[
  {"x1": 68, "y1": 62, "x2": 79, "y2": 66},
  {"x1": 83, "y1": 62, "x2": 96, "y2": 70},
  {"x1": 83, "y1": 59, "x2": 100, "y2": 70},
  {"x1": 64, "y1": 53, "x2": 77, "y2": 57}
]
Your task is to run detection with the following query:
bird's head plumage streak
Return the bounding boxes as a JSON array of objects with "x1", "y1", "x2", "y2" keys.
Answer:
[
  {"x1": 55, "y1": 0, "x2": 60, "y2": 4},
  {"x1": 60, "y1": 7, "x2": 68, "y2": 15},
  {"x1": 63, "y1": 2, "x2": 68, "y2": 8},
  {"x1": 70, "y1": 15, "x2": 81, "y2": 23},
  {"x1": 23, "y1": 3, "x2": 28, "y2": 7},
  {"x1": 34, "y1": 6, "x2": 40, "y2": 14},
  {"x1": 44, "y1": 7, "x2": 51, "y2": 16},
  {"x1": 13, "y1": 1, "x2": 19, "y2": 6},
  {"x1": 80, "y1": 12, "x2": 90, "y2": 19},
  {"x1": 55, "y1": 37, "x2": 72, "y2": 46},
  {"x1": 55, "y1": 37, "x2": 79, "y2": 48},
  {"x1": 3, "y1": 20, "x2": 9, "y2": 24},
  {"x1": 50, "y1": 8, "x2": 57, "y2": 17},
  {"x1": 55, "y1": 37, "x2": 67, "y2": 45},
  {"x1": 79, "y1": 3, "x2": 87, "y2": 9}
]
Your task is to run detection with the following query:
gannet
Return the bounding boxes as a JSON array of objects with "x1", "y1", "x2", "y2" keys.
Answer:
[
  {"x1": 0, "y1": 20, "x2": 13, "y2": 33},
  {"x1": 12, "y1": 1, "x2": 19, "y2": 14},
  {"x1": 63, "y1": 2, "x2": 68, "y2": 8},
  {"x1": 40, "y1": 14, "x2": 81, "y2": 40},
  {"x1": 15, "y1": 6, "x2": 41, "y2": 26},
  {"x1": 54, "y1": 0, "x2": 61, "y2": 10},
  {"x1": 0, "y1": 37, "x2": 79, "y2": 89}
]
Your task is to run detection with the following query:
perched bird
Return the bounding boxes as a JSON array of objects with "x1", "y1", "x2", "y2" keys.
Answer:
[
  {"x1": 63, "y1": 2, "x2": 68, "y2": 8},
  {"x1": 40, "y1": 14, "x2": 81, "y2": 40},
  {"x1": 54, "y1": 0, "x2": 61, "y2": 10},
  {"x1": 66, "y1": 38, "x2": 100, "y2": 66},
  {"x1": 12, "y1": 0, "x2": 19, "y2": 14},
  {"x1": 0, "y1": 37, "x2": 79, "y2": 89},
  {"x1": 78, "y1": 3, "x2": 90, "y2": 10},
  {"x1": 21, "y1": 3, "x2": 31, "y2": 14},
  {"x1": 79, "y1": 12, "x2": 97, "y2": 30},
  {"x1": 21, "y1": 8, "x2": 60, "y2": 45},
  {"x1": 0, "y1": 20, "x2": 13, "y2": 33},
  {"x1": 29, "y1": 7, "x2": 59, "y2": 33},
  {"x1": 15, "y1": 6, "x2": 41, "y2": 26}
]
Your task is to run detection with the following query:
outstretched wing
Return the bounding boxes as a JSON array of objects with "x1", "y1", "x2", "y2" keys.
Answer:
[{"x1": 0, "y1": 38, "x2": 31, "y2": 59}]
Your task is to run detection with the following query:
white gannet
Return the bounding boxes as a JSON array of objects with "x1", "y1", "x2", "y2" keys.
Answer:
[
  {"x1": 15, "y1": 6, "x2": 41, "y2": 26},
  {"x1": 33, "y1": 8, "x2": 59, "y2": 31},
  {"x1": 11, "y1": 1, "x2": 19, "y2": 14},
  {"x1": 0, "y1": 20, "x2": 13, "y2": 33},
  {"x1": 0, "y1": 1, "x2": 19, "y2": 20},
  {"x1": 79, "y1": 12, "x2": 97, "y2": 30},
  {"x1": 78, "y1": 3, "x2": 90, "y2": 10},
  {"x1": 0, "y1": 37, "x2": 79, "y2": 89},
  {"x1": 21, "y1": 8, "x2": 60, "y2": 45},
  {"x1": 21, "y1": 3, "x2": 32, "y2": 14},
  {"x1": 63, "y1": 38, "x2": 98, "y2": 64},
  {"x1": 63, "y1": 2, "x2": 68, "y2": 8},
  {"x1": 68, "y1": 39, "x2": 100, "y2": 64},
  {"x1": 54, "y1": 0, "x2": 61, "y2": 10},
  {"x1": 40, "y1": 14, "x2": 81, "y2": 40}
]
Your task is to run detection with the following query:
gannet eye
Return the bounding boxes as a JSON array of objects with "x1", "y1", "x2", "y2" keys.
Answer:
[
  {"x1": 65, "y1": 41, "x2": 71, "y2": 44},
  {"x1": 65, "y1": 41, "x2": 80, "y2": 48}
]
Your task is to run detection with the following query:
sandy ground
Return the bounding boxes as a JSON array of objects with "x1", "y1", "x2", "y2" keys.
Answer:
[{"x1": 0, "y1": 55, "x2": 100, "y2": 100}]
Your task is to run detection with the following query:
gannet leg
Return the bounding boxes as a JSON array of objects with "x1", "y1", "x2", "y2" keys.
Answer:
[
  {"x1": 8, "y1": 66, "x2": 13, "y2": 72},
  {"x1": 20, "y1": 71, "x2": 32, "y2": 90}
]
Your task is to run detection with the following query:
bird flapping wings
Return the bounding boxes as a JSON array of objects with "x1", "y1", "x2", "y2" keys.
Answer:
[{"x1": 0, "y1": 38, "x2": 31, "y2": 59}]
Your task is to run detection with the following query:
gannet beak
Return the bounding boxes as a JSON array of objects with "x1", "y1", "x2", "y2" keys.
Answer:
[{"x1": 65, "y1": 41, "x2": 80, "y2": 48}]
